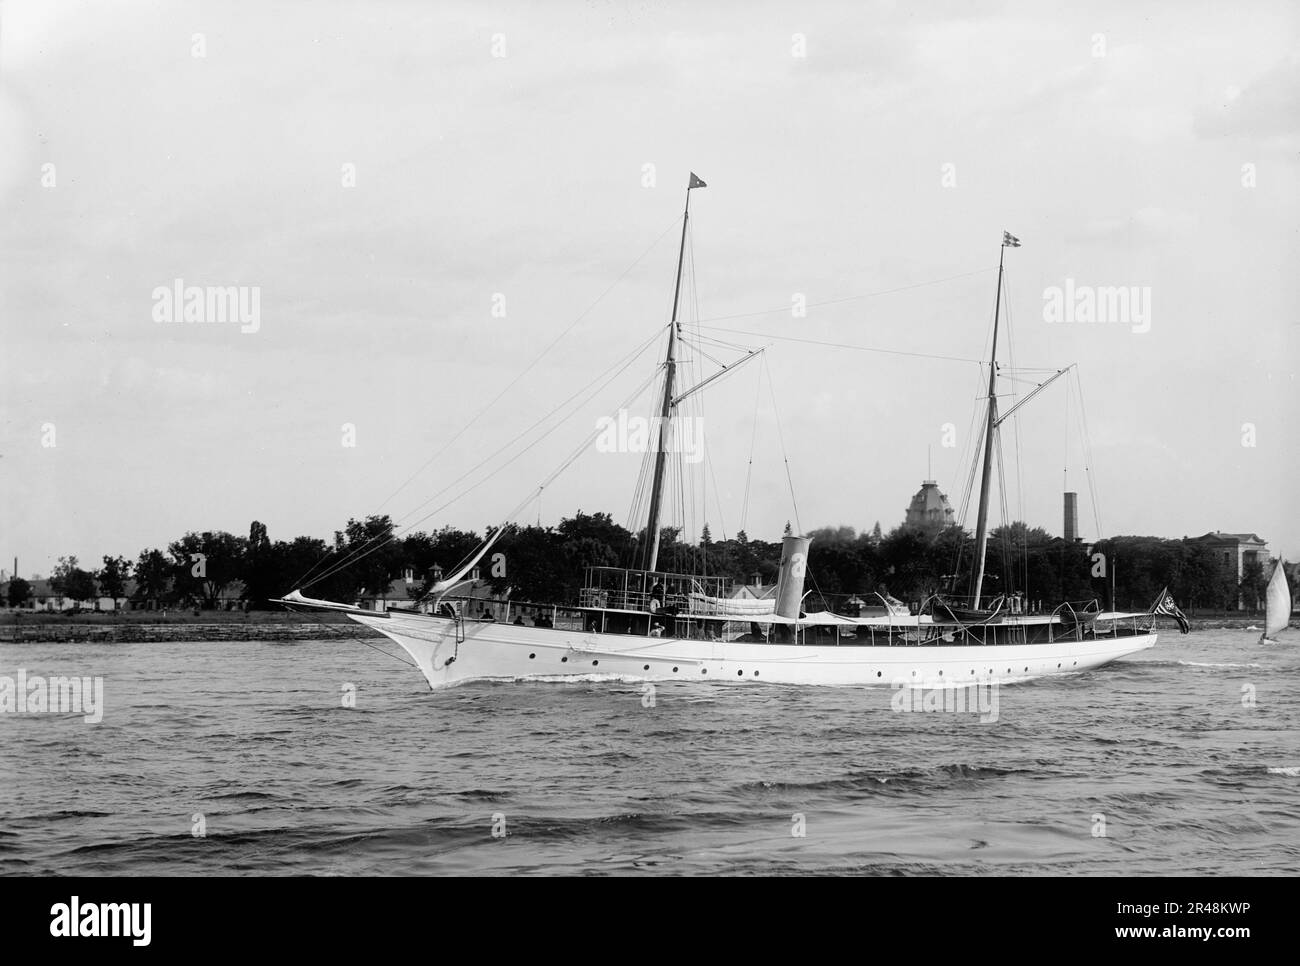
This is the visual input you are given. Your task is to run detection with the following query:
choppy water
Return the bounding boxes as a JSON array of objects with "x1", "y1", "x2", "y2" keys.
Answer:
[{"x1": 1, "y1": 630, "x2": 1297, "y2": 875}]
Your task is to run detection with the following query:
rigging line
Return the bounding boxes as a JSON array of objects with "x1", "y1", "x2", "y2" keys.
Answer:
[
  {"x1": 1003, "y1": 270, "x2": 1026, "y2": 559},
  {"x1": 625, "y1": 423, "x2": 655, "y2": 538},
  {"x1": 294, "y1": 215, "x2": 683, "y2": 590},
  {"x1": 685, "y1": 244, "x2": 722, "y2": 554},
  {"x1": 955, "y1": 271, "x2": 1008, "y2": 585},
  {"x1": 309, "y1": 324, "x2": 665, "y2": 584},
  {"x1": 627, "y1": 351, "x2": 675, "y2": 547},
  {"x1": 952, "y1": 401, "x2": 987, "y2": 583},
  {"x1": 306, "y1": 344, "x2": 664, "y2": 589},
  {"x1": 682, "y1": 458, "x2": 691, "y2": 569},
  {"x1": 1074, "y1": 369, "x2": 1104, "y2": 538},
  {"x1": 804, "y1": 558, "x2": 828, "y2": 616},
  {"x1": 421, "y1": 366, "x2": 667, "y2": 581},
  {"x1": 691, "y1": 331, "x2": 757, "y2": 353},
  {"x1": 696, "y1": 326, "x2": 986, "y2": 365},
  {"x1": 1063, "y1": 364, "x2": 1071, "y2": 494},
  {"x1": 954, "y1": 360, "x2": 988, "y2": 524},
  {"x1": 354, "y1": 635, "x2": 419, "y2": 670},
  {"x1": 995, "y1": 428, "x2": 1010, "y2": 586},
  {"x1": 626, "y1": 351, "x2": 667, "y2": 538},
  {"x1": 999, "y1": 373, "x2": 1057, "y2": 387},
  {"x1": 707, "y1": 449, "x2": 728, "y2": 543},
  {"x1": 679, "y1": 336, "x2": 728, "y2": 370},
  {"x1": 763, "y1": 356, "x2": 803, "y2": 536},
  {"x1": 378, "y1": 214, "x2": 682, "y2": 514},
  {"x1": 990, "y1": 424, "x2": 1013, "y2": 597},
  {"x1": 694, "y1": 267, "x2": 996, "y2": 324},
  {"x1": 537, "y1": 384, "x2": 660, "y2": 495},
  {"x1": 318, "y1": 365, "x2": 665, "y2": 591},
  {"x1": 670, "y1": 263, "x2": 691, "y2": 569},
  {"x1": 739, "y1": 358, "x2": 763, "y2": 536}
]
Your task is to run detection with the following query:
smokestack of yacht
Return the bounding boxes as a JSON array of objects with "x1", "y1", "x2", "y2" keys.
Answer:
[
  {"x1": 773, "y1": 534, "x2": 811, "y2": 642},
  {"x1": 1064, "y1": 492, "x2": 1079, "y2": 543}
]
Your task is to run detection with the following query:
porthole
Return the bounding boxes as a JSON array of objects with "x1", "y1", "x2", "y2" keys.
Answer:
[
  {"x1": 737, "y1": 670, "x2": 743, "y2": 676},
  {"x1": 561, "y1": 656, "x2": 568, "y2": 663},
  {"x1": 1072, "y1": 661, "x2": 1077, "y2": 666},
  {"x1": 701, "y1": 668, "x2": 707, "y2": 674},
  {"x1": 876, "y1": 671, "x2": 882, "y2": 678},
  {"x1": 592, "y1": 660, "x2": 599, "y2": 666},
  {"x1": 753, "y1": 671, "x2": 759, "y2": 677},
  {"x1": 528, "y1": 653, "x2": 536, "y2": 659},
  {"x1": 911, "y1": 670, "x2": 916, "y2": 677},
  {"x1": 1023, "y1": 666, "x2": 1028, "y2": 672},
  {"x1": 938, "y1": 670, "x2": 943, "y2": 676},
  {"x1": 1057, "y1": 663, "x2": 1061, "y2": 668},
  {"x1": 672, "y1": 666, "x2": 678, "y2": 672},
  {"x1": 643, "y1": 664, "x2": 650, "y2": 671}
]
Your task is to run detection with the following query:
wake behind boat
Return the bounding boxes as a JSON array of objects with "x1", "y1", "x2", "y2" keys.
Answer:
[{"x1": 279, "y1": 175, "x2": 1183, "y2": 689}]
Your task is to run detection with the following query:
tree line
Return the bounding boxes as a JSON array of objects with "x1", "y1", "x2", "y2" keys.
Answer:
[{"x1": 3, "y1": 512, "x2": 1281, "y2": 613}]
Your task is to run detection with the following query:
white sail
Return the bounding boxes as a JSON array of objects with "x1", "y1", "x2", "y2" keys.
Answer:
[
  {"x1": 427, "y1": 524, "x2": 510, "y2": 599},
  {"x1": 1262, "y1": 561, "x2": 1291, "y2": 642},
  {"x1": 277, "y1": 589, "x2": 367, "y2": 613}
]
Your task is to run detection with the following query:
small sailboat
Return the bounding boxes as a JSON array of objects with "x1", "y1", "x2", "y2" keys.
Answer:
[
  {"x1": 1260, "y1": 561, "x2": 1292, "y2": 644},
  {"x1": 278, "y1": 178, "x2": 1160, "y2": 689}
]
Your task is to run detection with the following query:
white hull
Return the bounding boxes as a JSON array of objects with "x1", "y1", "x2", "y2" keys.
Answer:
[{"x1": 350, "y1": 611, "x2": 1157, "y2": 690}]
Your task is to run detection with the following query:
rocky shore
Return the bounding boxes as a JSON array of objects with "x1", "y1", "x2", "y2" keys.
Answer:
[{"x1": 0, "y1": 612, "x2": 374, "y2": 643}]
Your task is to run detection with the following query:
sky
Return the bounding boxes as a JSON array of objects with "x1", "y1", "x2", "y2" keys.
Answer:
[{"x1": 1, "y1": 0, "x2": 1297, "y2": 581}]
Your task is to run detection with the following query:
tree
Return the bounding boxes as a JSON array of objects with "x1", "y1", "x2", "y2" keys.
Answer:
[
  {"x1": 97, "y1": 555, "x2": 130, "y2": 602},
  {"x1": 273, "y1": 536, "x2": 359, "y2": 604},
  {"x1": 403, "y1": 525, "x2": 483, "y2": 597},
  {"x1": 241, "y1": 520, "x2": 280, "y2": 607},
  {"x1": 879, "y1": 526, "x2": 945, "y2": 602},
  {"x1": 468, "y1": 512, "x2": 639, "y2": 606},
  {"x1": 7, "y1": 577, "x2": 32, "y2": 608},
  {"x1": 133, "y1": 549, "x2": 172, "y2": 606},
  {"x1": 49, "y1": 556, "x2": 78, "y2": 596},
  {"x1": 51, "y1": 556, "x2": 97, "y2": 607},
  {"x1": 1240, "y1": 558, "x2": 1267, "y2": 612},
  {"x1": 488, "y1": 525, "x2": 564, "y2": 602},
  {"x1": 66, "y1": 569, "x2": 97, "y2": 605},
  {"x1": 805, "y1": 529, "x2": 861, "y2": 600},
  {"x1": 169, "y1": 531, "x2": 246, "y2": 608},
  {"x1": 340, "y1": 516, "x2": 403, "y2": 598}
]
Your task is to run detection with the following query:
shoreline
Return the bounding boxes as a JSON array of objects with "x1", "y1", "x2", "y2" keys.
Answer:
[
  {"x1": 0, "y1": 611, "x2": 374, "y2": 643},
  {"x1": 0, "y1": 611, "x2": 1273, "y2": 644}
]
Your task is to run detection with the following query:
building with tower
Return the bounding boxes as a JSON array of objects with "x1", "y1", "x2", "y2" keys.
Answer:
[{"x1": 905, "y1": 479, "x2": 955, "y2": 532}]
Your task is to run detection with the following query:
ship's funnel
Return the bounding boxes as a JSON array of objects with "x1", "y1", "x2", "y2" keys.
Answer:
[{"x1": 773, "y1": 535, "x2": 811, "y2": 642}]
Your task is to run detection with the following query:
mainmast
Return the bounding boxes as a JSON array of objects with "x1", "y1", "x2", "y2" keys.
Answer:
[
  {"x1": 969, "y1": 231, "x2": 1017, "y2": 606},
  {"x1": 644, "y1": 173, "x2": 705, "y2": 573}
]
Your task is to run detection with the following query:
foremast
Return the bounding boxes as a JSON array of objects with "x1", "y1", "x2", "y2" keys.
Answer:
[
  {"x1": 968, "y1": 231, "x2": 1017, "y2": 607},
  {"x1": 644, "y1": 173, "x2": 705, "y2": 572}
]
